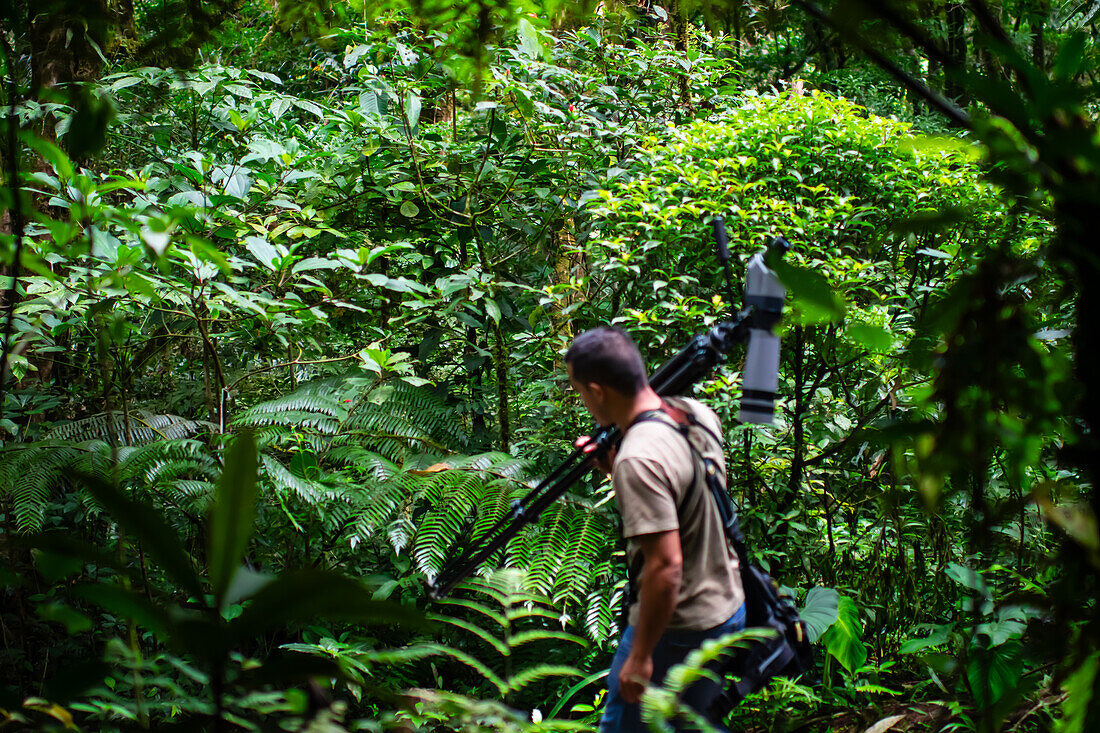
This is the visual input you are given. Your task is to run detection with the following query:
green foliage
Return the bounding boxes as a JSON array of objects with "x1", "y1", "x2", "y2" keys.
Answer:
[
  {"x1": 1, "y1": 0, "x2": 1095, "y2": 730},
  {"x1": 0, "y1": 431, "x2": 216, "y2": 533},
  {"x1": 20, "y1": 432, "x2": 420, "y2": 730},
  {"x1": 642, "y1": 626, "x2": 804, "y2": 732}
]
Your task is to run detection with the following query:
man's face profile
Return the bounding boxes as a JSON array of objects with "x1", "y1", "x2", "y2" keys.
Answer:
[{"x1": 567, "y1": 361, "x2": 611, "y2": 427}]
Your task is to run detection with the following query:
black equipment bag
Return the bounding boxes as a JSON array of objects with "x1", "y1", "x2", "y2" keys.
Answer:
[{"x1": 630, "y1": 401, "x2": 813, "y2": 716}]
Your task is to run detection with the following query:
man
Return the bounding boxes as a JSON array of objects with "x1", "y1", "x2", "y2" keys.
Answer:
[{"x1": 565, "y1": 327, "x2": 745, "y2": 733}]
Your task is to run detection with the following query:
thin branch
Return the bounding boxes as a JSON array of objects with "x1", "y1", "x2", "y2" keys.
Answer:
[
  {"x1": 223, "y1": 352, "x2": 360, "y2": 393},
  {"x1": 802, "y1": 378, "x2": 929, "y2": 468},
  {"x1": 791, "y1": 0, "x2": 972, "y2": 129},
  {"x1": 967, "y1": 0, "x2": 1014, "y2": 47},
  {"x1": 852, "y1": 0, "x2": 957, "y2": 69}
]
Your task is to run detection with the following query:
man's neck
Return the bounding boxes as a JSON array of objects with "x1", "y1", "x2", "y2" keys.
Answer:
[{"x1": 614, "y1": 387, "x2": 664, "y2": 431}]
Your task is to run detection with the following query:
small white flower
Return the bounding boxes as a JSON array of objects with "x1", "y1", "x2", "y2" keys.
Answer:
[{"x1": 531, "y1": 709, "x2": 543, "y2": 724}]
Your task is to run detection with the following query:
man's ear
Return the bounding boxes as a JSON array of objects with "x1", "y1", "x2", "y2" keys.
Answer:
[{"x1": 587, "y1": 382, "x2": 605, "y2": 402}]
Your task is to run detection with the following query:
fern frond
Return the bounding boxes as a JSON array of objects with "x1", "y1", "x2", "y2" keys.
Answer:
[
  {"x1": 417, "y1": 643, "x2": 507, "y2": 695},
  {"x1": 236, "y1": 409, "x2": 341, "y2": 434},
  {"x1": 374, "y1": 381, "x2": 465, "y2": 448},
  {"x1": 168, "y1": 480, "x2": 216, "y2": 512},
  {"x1": 44, "y1": 410, "x2": 211, "y2": 444},
  {"x1": 507, "y1": 630, "x2": 586, "y2": 650},
  {"x1": 429, "y1": 614, "x2": 511, "y2": 657},
  {"x1": 340, "y1": 409, "x2": 444, "y2": 459},
  {"x1": 1, "y1": 444, "x2": 86, "y2": 532},
  {"x1": 433, "y1": 597, "x2": 509, "y2": 629},
  {"x1": 584, "y1": 569, "x2": 626, "y2": 643},
  {"x1": 261, "y1": 454, "x2": 339, "y2": 505},
  {"x1": 522, "y1": 504, "x2": 569, "y2": 597},
  {"x1": 505, "y1": 664, "x2": 580, "y2": 693},
  {"x1": 236, "y1": 391, "x2": 343, "y2": 419},
  {"x1": 386, "y1": 516, "x2": 416, "y2": 555},
  {"x1": 553, "y1": 510, "x2": 608, "y2": 607},
  {"x1": 116, "y1": 439, "x2": 220, "y2": 486}
]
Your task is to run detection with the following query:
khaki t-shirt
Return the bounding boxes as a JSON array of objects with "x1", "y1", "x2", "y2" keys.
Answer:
[{"x1": 612, "y1": 397, "x2": 744, "y2": 630}]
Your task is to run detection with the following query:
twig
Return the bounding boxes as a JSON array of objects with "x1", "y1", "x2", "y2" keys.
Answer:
[
  {"x1": 790, "y1": 0, "x2": 972, "y2": 129},
  {"x1": 223, "y1": 351, "x2": 360, "y2": 393},
  {"x1": 802, "y1": 378, "x2": 929, "y2": 468}
]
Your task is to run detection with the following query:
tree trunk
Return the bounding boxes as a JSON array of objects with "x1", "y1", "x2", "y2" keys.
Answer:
[
  {"x1": 667, "y1": 0, "x2": 691, "y2": 104},
  {"x1": 787, "y1": 325, "x2": 805, "y2": 501},
  {"x1": 549, "y1": 219, "x2": 582, "y2": 351},
  {"x1": 944, "y1": 2, "x2": 967, "y2": 103},
  {"x1": 492, "y1": 323, "x2": 510, "y2": 451},
  {"x1": 1030, "y1": 0, "x2": 1047, "y2": 71}
]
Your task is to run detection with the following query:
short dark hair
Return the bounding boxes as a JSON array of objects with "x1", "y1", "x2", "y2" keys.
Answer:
[{"x1": 565, "y1": 327, "x2": 648, "y2": 396}]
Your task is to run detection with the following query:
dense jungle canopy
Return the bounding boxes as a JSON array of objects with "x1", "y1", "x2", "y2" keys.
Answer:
[{"x1": 1, "y1": 0, "x2": 1099, "y2": 731}]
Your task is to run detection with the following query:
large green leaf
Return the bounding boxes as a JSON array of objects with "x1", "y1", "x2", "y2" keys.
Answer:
[
  {"x1": 967, "y1": 641, "x2": 1023, "y2": 709},
  {"x1": 771, "y1": 259, "x2": 846, "y2": 324},
  {"x1": 208, "y1": 431, "x2": 259, "y2": 607},
  {"x1": 78, "y1": 475, "x2": 202, "y2": 599},
  {"x1": 799, "y1": 586, "x2": 840, "y2": 643},
  {"x1": 845, "y1": 321, "x2": 893, "y2": 353},
  {"x1": 944, "y1": 562, "x2": 989, "y2": 595},
  {"x1": 1060, "y1": 650, "x2": 1100, "y2": 733},
  {"x1": 404, "y1": 91, "x2": 421, "y2": 136},
  {"x1": 517, "y1": 18, "x2": 545, "y2": 60},
  {"x1": 1054, "y1": 32, "x2": 1088, "y2": 80},
  {"x1": 547, "y1": 669, "x2": 609, "y2": 718},
  {"x1": 228, "y1": 570, "x2": 422, "y2": 639},
  {"x1": 820, "y1": 595, "x2": 866, "y2": 675}
]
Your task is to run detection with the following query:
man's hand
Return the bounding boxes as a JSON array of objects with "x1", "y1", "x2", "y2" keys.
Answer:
[
  {"x1": 574, "y1": 435, "x2": 616, "y2": 475},
  {"x1": 618, "y1": 652, "x2": 653, "y2": 704}
]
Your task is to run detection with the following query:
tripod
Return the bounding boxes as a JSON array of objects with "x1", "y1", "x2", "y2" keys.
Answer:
[{"x1": 427, "y1": 228, "x2": 789, "y2": 600}]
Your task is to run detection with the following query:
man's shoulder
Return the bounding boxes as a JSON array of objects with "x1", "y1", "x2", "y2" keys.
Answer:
[
  {"x1": 618, "y1": 418, "x2": 682, "y2": 459},
  {"x1": 620, "y1": 411, "x2": 686, "y2": 462},
  {"x1": 670, "y1": 397, "x2": 723, "y2": 433}
]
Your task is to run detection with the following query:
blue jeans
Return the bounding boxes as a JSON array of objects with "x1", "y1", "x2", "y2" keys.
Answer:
[{"x1": 599, "y1": 605, "x2": 746, "y2": 733}]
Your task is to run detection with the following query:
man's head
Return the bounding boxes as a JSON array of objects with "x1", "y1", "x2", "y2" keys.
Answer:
[{"x1": 565, "y1": 327, "x2": 649, "y2": 426}]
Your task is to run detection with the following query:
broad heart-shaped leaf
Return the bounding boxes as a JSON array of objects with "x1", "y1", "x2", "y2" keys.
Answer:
[
  {"x1": 76, "y1": 474, "x2": 202, "y2": 600},
  {"x1": 770, "y1": 259, "x2": 846, "y2": 324},
  {"x1": 799, "y1": 586, "x2": 840, "y2": 643},
  {"x1": 208, "y1": 431, "x2": 259, "y2": 608},
  {"x1": 820, "y1": 595, "x2": 866, "y2": 675},
  {"x1": 517, "y1": 18, "x2": 545, "y2": 60},
  {"x1": 228, "y1": 570, "x2": 423, "y2": 640},
  {"x1": 967, "y1": 640, "x2": 1023, "y2": 709},
  {"x1": 944, "y1": 562, "x2": 989, "y2": 595},
  {"x1": 845, "y1": 321, "x2": 893, "y2": 353}
]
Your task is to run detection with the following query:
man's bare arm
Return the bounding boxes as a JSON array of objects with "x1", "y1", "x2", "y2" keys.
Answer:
[{"x1": 618, "y1": 529, "x2": 682, "y2": 704}]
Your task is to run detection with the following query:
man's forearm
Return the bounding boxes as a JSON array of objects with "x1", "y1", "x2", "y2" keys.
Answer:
[{"x1": 630, "y1": 559, "x2": 681, "y2": 660}]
